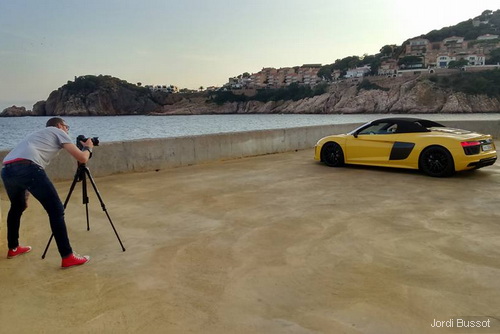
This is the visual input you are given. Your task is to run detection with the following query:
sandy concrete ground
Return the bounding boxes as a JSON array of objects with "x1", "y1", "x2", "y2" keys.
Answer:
[{"x1": 1, "y1": 147, "x2": 500, "y2": 334}]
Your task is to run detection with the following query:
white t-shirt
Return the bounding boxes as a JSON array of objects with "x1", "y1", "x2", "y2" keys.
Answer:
[{"x1": 3, "y1": 126, "x2": 72, "y2": 169}]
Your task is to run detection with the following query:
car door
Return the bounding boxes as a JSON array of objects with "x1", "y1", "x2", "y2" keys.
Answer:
[{"x1": 345, "y1": 122, "x2": 400, "y2": 165}]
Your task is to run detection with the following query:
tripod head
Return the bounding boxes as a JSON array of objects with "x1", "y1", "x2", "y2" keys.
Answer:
[{"x1": 75, "y1": 162, "x2": 88, "y2": 182}]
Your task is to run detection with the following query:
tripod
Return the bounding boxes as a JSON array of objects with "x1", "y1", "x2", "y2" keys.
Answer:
[{"x1": 42, "y1": 163, "x2": 126, "y2": 259}]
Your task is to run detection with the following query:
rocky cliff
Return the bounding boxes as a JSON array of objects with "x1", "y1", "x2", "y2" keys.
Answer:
[
  {"x1": 155, "y1": 76, "x2": 500, "y2": 115},
  {"x1": 2, "y1": 74, "x2": 500, "y2": 117},
  {"x1": 40, "y1": 75, "x2": 186, "y2": 116},
  {"x1": 0, "y1": 105, "x2": 33, "y2": 116}
]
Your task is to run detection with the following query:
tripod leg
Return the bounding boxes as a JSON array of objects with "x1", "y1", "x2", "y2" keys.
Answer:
[
  {"x1": 84, "y1": 168, "x2": 126, "y2": 252},
  {"x1": 42, "y1": 167, "x2": 81, "y2": 259},
  {"x1": 41, "y1": 235, "x2": 54, "y2": 259},
  {"x1": 81, "y1": 172, "x2": 90, "y2": 231}
]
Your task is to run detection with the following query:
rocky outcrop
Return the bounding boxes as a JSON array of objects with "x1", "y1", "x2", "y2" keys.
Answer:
[
  {"x1": 0, "y1": 105, "x2": 32, "y2": 116},
  {"x1": 153, "y1": 76, "x2": 500, "y2": 115},
  {"x1": 32, "y1": 100, "x2": 46, "y2": 116},
  {"x1": 22, "y1": 75, "x2": 184, "y2": 117},
  {"x1": 44, "y1": 80, "x2": 161, "y2": 116}
]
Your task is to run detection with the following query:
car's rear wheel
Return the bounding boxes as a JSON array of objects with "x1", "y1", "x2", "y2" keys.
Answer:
[
  {"x1": 321, "y1": 142, "x2": 345, "y2": 167},
  {"x1": 419, "y1": 146, "x2": 455, "y2": 177}
]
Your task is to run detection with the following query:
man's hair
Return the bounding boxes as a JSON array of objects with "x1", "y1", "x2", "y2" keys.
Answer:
[{"x1": 46, "y1": 117, "x2": 65, "y2": 127}]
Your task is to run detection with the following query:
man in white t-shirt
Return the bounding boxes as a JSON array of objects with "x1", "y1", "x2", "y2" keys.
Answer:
[{"x1": 2, "y1": 117, "x2": 94, "y2": 268}]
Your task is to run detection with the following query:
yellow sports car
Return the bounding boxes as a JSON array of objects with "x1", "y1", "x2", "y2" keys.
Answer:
[{"x1": 314, "y1": 117, "x2": 497, "y2": 177}]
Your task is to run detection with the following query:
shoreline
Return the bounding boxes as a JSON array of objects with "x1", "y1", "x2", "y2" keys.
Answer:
[
  {"x1": 2, "y1": 110, "x2": 500, "y2": 117},
  {"x1": 1, "y1": 114, "x2": 500, "y2": 152}
]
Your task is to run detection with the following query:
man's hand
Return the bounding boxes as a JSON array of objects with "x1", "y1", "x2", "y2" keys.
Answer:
[{"x1": 81, "y1": 138, "x2": 94, "y2": 149}]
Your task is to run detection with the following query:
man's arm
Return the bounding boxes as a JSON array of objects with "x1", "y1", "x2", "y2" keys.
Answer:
[{"x1": 62, "y1": 138, "x2": 94, "y2": 163}]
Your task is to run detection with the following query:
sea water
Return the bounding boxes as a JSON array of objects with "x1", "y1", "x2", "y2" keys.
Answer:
[{"x1": 1, "y1": 113, "x2": 500, "y2": 151}]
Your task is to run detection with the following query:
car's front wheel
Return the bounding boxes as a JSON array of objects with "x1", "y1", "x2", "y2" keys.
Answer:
[
  {"x1": 419, "y1": 146, "x2": 455, "y2": 177},
  {"x1": 321, "y1": 142, "x2": 345, "y2": 167}
]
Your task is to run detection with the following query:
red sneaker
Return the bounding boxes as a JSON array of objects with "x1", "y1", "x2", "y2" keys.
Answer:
[
  {"x1": 61, "y1": 253, "x2": 90, "y2": 268},
  {"x1": 7, "y1": 245, "x2": 32, "y2": 259}
]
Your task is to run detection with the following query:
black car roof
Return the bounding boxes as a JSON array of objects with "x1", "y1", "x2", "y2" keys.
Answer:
[
  {"x1": 372, "y1": 117, "x2": 434, "y2": 123},
  {"x1": 368, "y1": 117, "x2": 444, "y2": 133}
]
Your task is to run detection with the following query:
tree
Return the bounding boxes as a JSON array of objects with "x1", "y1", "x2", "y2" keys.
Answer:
[
  {"x1": 398, "y1": 56, "x2": 423, "y2": 67},
  {"x1": 448, "y1": 59, "x2": 469, "y2": 68},
  {"x1": 490, "y1": 10, "x2": 500, "y2": 27},
  {"x1": 480, "y1": 10, "x2": 493, "y2": 19},
  {"x1": 418, "y1": 9, "x2": 500, "y2": 43},
  {"x1": 317, "y1": 65, "x2": 334, "y2": 80},
  {"x1": 313, "y1": 82, "x2": 328, "y2": 95},
  {"x1": 368, "y1": 58, "x2": 382, "y2": 75},
  {"x1": 331, "y1": 56, "x2": 361, "y2": 71},
  {"x1": 488, "y1": 48, "x2": 500, "y2": 64},
  {"x1": 137, "y1": 82, "x2": 142, "y2": 86},
  {"x1": 380, "y1": 45, "x2": 394, "y2": 57},
  {"x1": 199, "y1": 86, "x2": 204, "y2": 91},
  {"x1": 361, "y1": 54, "x2": 375, "y2": 64},
  {"x1": 346, "y1": 56, "x2": 361, "y2": 69},
  {"x1": 429, "y1": 70, "x2": 500, "y2": 98},
  {"x1": 393, "y1": 44, "x2": 405, "y2": 59}
]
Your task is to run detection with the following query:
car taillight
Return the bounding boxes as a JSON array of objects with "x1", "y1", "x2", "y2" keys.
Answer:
[
  {"x1": 461, "y1": 141, "x2": 481, "y2": 147},
  {"x1": 461, "y1": 141, "x2": 481, "y2": 155}
]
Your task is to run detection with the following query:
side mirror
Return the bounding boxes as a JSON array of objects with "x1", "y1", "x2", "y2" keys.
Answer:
[{"x1": 353, "y1": 131, "x2": 359, "y2": 138}]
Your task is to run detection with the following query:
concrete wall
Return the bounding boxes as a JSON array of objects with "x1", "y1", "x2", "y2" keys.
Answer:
[{"x1": 0, "y1": 120, "x2": 499, "y2": 183}]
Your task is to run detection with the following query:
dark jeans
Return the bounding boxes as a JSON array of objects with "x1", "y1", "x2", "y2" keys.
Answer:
[{"x1": 1, "y1": 162, "x2": 73, "y2": 258}]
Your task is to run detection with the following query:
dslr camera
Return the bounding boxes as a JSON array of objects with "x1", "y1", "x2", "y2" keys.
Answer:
[{"x1": 76, "y1": 135, "x2": 100, "y2": 150}]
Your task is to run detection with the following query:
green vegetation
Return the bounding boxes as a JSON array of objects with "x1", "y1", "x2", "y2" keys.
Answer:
[
  {"x1": 398, "y1": 55, "x2": 424, "y2": 68},
  {"x1": 358, "y1": 79, "x2": 389, "y2": 92},
  {"x1": 210, "y1": 83, "x2": 329, "y2": 105},
  {"x1": 317, "y1": 9, "x2": 499, "y2": 82},
  {"x1": 64, "y1": 75, "x2": 149, "y2": 94},
  {"x1": 447, "y1": 59, "x2": 469, "y2": 68},
  {"x1": 209, "y1": 90, "x2": 248, "y2": 104},
  {"x1": 489, "y1": 48, "x2": 500, "y2": 64},
  {"x1": 316, "y1": 9, "x2": 500, "y2": 84},
  {"x1": 468, "y1": 38, "x2": 500, "y2": 49},
  {"x1": 428, "y1": 69, "x2": 500, "y2": 97},
  {"x1": 422, "y1": 10, "x2": 500, "y2": 42},
  {"x1": 318, "y1": 55, "x2": 363, "y2": 80},
  {"x1": 318, "y1": 45, "x2": 404, "y2": 80}
]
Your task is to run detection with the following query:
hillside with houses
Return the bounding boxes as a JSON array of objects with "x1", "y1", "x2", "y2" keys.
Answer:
[{"x1": 222, "y1": 9, "x2": 500, "y2": 91}]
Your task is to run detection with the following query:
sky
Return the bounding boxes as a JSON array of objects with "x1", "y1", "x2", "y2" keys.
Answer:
[{"x1": 1, "y1": 0, "x2": 499, "y2": 110}]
